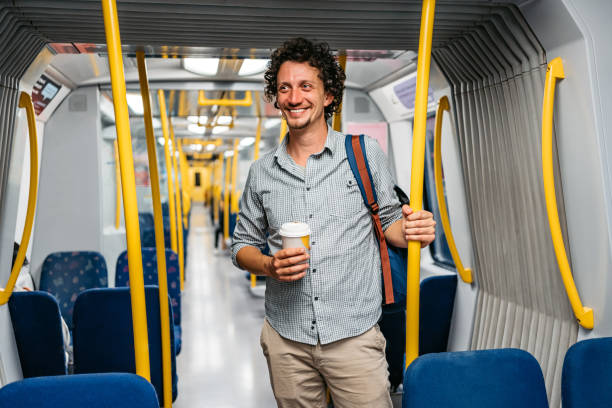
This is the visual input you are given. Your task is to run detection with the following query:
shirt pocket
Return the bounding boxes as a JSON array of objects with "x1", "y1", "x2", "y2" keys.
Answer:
[
  {"x1": 329, "y1": 178, "x2": 365, "y2": 219},
  {"x1": 262, "y1": 191, "x2": 297, "y2": 229}
]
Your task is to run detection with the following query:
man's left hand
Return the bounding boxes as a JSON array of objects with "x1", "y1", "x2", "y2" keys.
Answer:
[{"x1": 402, "y1": 205, "x2": 436, "y2": 248}]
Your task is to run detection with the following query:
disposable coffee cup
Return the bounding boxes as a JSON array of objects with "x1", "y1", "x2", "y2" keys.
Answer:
[{"x1": 280, "y1": 222, "x2": 311, "y2": 257}]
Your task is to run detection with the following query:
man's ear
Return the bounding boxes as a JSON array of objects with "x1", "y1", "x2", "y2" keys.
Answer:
[{"x1": 324, "y1": 92, "x2": 333, "y2": 107}]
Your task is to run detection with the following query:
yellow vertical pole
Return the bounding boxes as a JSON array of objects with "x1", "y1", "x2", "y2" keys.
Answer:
[
  {"x1": 332, "y1": 53, "x2": 347, "y2": 132},
  {"x1": 170, "y1": 123, "x2": 185, "y2": 291},
  {"x1": 214, "y1": 157, "x2": 222, "y2": 225},
  {"x1": 101, "y1": 0, "x2": 151, "y2": 381},
  {"x1": 136, "y1": 51, "x2": 172, "y2": 407},
  {"x1": 230, "y1": 139, "x2": 239, "y2": 212},
  {"x1": 178, "y1": 142, "x2": 190, "y2": 227},
  {"x1": 159, "y1": 90, "x2": 178, "y2": 253},
  {"x1": 114, "y1": 139, "x2": 121, "y2": 228},
  {"x1": 251, "y1": 115, "x2": 263, "y2": 288},
  {"x1": 406, "y1": 0, "x2": 436, "y2": 368},
  {"x1": 279, "y1": 117, "x2": 287, "y2": 143},
  {"x1": 223, "y1": 154, "x2": 232, "y2": 242}
]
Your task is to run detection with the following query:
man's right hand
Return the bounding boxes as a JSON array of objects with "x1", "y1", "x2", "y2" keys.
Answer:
[{"x1": 264, "y1": 248, "x2": 309, "y2": 282}]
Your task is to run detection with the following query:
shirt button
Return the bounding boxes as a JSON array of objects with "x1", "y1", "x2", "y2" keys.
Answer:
[
  {"x1": 311, "y1": 326, "x2": 315, "y2": 330},
  {"x1": 312, "y1": 269, "x2": 317, "y2": 273},
  {"x1": 312, "y1": 320, "x2": 316, "y2": 324},
  {"x1": 312, "y1": 241, "x2": 316, "y2": 245},
  {"x1": 314, "y1": 297, "x2": 319, "y2": 301},
  {"x1": 309, "y1": 214, "x2": 313, "y2": 219},
  {"x1": 306, "y1": 187, "x2": 311, "y2": 191}
]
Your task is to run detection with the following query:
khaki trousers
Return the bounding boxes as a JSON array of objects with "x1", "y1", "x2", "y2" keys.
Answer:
[{"x1": 260, "y1": 319, "x2": 393, "y2": 408}]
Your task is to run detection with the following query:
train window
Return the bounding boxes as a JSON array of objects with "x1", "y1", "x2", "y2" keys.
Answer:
[{"x1": 423, "y1": 116, "x2": 455, "y2": 268}]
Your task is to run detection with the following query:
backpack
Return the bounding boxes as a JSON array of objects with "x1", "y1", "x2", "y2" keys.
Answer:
[{"x1": 344, "y1": 134, "x2": 408, "y2": 307}]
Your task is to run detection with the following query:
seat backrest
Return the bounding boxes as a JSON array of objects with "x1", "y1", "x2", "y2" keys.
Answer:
[
  {"x1": 39, "y1": 251, "x2": 108, "y2": 329},
  {"x1": 419, "y1": 274, "x2": 457, "y2": 355},
  {"x1": 0, "y1": 373, "x2": 159, "y2": 408},
  {"x1": 8, "y1": 291, "x2": 66, "y2": 377},
  {"x1": 139, "y1": 212, "x2": 155, "y2": 229},
  {"x1": 72, "y1": 286, "x2": 177, "y2": 403},
  {"x1": 403, "y1": 348, "x2": 548, "y2": 408},
  {"x1": 562, "y1": 337, "x2": 612, "y2": 408},
  {"x1": 115, "y1": 248, "x2": 181, "y2": 326}
]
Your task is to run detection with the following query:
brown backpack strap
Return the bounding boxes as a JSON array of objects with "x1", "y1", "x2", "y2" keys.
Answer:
[{"x1": 350, "y1": 136, "x2": 395, "y2": 305}]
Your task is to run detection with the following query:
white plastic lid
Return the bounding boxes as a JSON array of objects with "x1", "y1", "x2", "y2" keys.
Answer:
[{"x1": 279, "y1": 222, "x2": 311, "y2": 237}]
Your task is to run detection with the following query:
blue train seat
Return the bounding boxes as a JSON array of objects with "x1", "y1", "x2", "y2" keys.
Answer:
[
  {"x1": 0, "y1": 373, "x2": 159, "y2": 408},
  {"x1": 403, "y1": 348, "x2": 548, "y2": 407},
  {"x1": 39, "y1": 251, "x2": 108, "y2": 329},
  {"x1": 139, "y1": 212, "x2": 155, "y2": 229},
  {"x1": 419, "y1": 274, "x2": 457, "y2": 355},
  {"x1": 8, "y1": 291, "x2": 66, "y2": 377},
  {"x1": 229, "y1": 212, "x2": 238, "y2": 237},
  {"x1": 72, "y1": 286, "x2": 177, "y2": 403},
  {"x1": 378, "y1": 274, "x2": 457, "y2": 389},
  {"x1": 115, "y1": 248, "x2": 182, "y2": 354},
  {"x1": 562, "y1": 337, "x2": 612, "y2": 407}
]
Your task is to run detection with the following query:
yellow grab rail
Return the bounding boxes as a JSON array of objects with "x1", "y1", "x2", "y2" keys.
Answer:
[
  {"x1": 223, "y1": 155, "x2": 232, "y2": 242},
  {"x1": 279, "y1": 117, "x2": 287, "y2": 143},
  {"x1": 230, "y1": 139, "x2": 239, "y2": 212},
  {"x1": 170, "y1": 123, "x2": 185, "y2": 291},
  {"x1": 159, "y1": 90, "x2": 178, "y2": 253},
  {"x1": 542, "y1": 57, "x2": 593, "y2": 329},
  {"x1": 178, "y1": 141, "x2": 191, "y2": 228},
  {"x1": 332, "y1": 53, "x2": 347, "y2": 132},
  {"x1": 101, "y1": 0, "x2": 151, "y2": 380},
  {"x1": 198, "y1": 90, "x2": 253, "y2": 106},
  {"x1": 0, "y1": 92, "x2": 39, "y2": 305},
  {"x1": 136, "y1": 51, "x2": 173, "y2": 407},
  {"x1": 406, "y1": 0, "x2": 437, "y2": 367},
  {"x1": 114, "y1": 139, "x2": 121, "y2": 228},
  {"x1": 433, "y1": 96, "x2": 473, "y2": 284},
  {"x1": 251, "y1": 100, "x2": 263, "y2": 288}
]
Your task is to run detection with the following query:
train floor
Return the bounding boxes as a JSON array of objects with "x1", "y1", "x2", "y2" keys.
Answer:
[{"x1": 174, "y1": 203, "x2": 277, "y2": 407}]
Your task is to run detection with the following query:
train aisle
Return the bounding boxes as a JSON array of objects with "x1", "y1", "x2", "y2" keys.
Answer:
[{"x1": 174, "y1": 203, "x2": 276, "y2": 407}]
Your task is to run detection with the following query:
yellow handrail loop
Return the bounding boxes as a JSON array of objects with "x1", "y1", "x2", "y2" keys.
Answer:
[
  {"x1": 101, "y1": 0, "x2": 151, "y2": 380},
  {"x1": 406, "y1": 0, "x2": 437, "y2": 367},
  {"x1": 136, "y1": 51, "x2": 173, "y2": 407},
  {"x1": 433, "y1": 96, "x2": 473, "y2": 284},
  {"x1": 542, "y1": 57, "x2": 593, "y2": 329},
  {"x1": 0, "y1": 92, "x2": 39, "y2": 306},
  {"x1": 198, "y1": 90, "x2": 253, "y2": 107}
]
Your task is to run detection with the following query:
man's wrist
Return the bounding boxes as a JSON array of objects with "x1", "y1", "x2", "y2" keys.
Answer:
[{"x1": 261, "y1": 254, "x2": 272, "y2": 277}]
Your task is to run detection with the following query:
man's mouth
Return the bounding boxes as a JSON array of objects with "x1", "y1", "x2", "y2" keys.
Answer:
[{"x1": 286, "y1": 107, "x2": 309, "y2": 115}]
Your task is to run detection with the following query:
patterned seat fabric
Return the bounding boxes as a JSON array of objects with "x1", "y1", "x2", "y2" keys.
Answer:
[
  {"x1": 73, "y1": 287, "x2": 178, "y2": 403},
  {"x1": 116, "y1": 248, "x2": 181, "y2": 354},
  {"x1": 39, "y1": 251, "x2": 108, "y2": 329},
  {"x1": 138, "y1": 212, "x2": 154, "y2": 229}
]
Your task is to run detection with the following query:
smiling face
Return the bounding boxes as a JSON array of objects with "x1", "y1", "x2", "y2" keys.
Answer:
[{"x1": 276, "y1": 61, "x2": 333, "y2": 132}]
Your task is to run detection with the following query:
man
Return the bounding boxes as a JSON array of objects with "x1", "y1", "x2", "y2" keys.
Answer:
[{"x1": 232, "y1": 38, "x2": 436, "y2": 407}]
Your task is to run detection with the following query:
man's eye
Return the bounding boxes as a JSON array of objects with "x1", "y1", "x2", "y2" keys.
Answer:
[{"x1": 303, "y1": 84, "x2": 312, "y2": 89}]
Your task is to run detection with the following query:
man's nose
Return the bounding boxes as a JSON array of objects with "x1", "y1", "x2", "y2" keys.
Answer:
[{"x1": 287, "y1": 89, "x2": 302, "y2": 105}]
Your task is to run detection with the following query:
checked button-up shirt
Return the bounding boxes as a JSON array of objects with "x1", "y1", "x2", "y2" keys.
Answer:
[{"x1": 231, "y1": 126, "x2": 402, "y2": 345}]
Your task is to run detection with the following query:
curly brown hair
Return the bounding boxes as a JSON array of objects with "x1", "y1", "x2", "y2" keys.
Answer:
[{"x1": 264, "y1": 38, "x2": 346, "y2": 121}]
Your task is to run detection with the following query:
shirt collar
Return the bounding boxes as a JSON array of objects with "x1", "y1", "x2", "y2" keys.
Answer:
[{"x1": 274, "y1": 124, "x2": 342, "y2": 162}]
